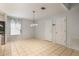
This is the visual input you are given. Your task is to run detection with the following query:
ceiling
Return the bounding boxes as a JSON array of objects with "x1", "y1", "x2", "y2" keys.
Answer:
[{"x1": 0, "y1": 3, "x2": 74, "y2": 20}]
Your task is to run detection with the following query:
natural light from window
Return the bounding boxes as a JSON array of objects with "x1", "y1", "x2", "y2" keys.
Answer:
[{"x1": 10, "y1": 19, "x2": 21, "y2": 35}]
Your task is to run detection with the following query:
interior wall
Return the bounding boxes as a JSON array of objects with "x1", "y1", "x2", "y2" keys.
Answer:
[
  {"x1": 67, "y1": 6, "x2": 79, "y2": 50},
  {"x1": 7, "y1": 18, "x2": 33, "y2": 41},
  {"x1": 22, "y1": 19, "x2": 33, "y2": 39},
  {"x1": 35, "y1": 6, "x2": 79, "y2": 50},
  {"x1": 35, "y1": 14, "x2": 67, "y2": 44},
  {"x1": 35, "y1": 16, "x2": 53, "y2": 41}
]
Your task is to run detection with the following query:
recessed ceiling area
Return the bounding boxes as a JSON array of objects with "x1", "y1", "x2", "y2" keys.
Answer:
[{"x1": 0, "y1": 3, "x2": 70, "y2": 20}]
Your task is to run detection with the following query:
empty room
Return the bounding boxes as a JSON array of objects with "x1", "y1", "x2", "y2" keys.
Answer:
[{"x1": 0, "y1": 3, "x2": 79, "y2": 56}]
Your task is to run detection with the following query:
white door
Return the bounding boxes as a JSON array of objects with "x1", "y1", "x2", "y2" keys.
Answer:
[
  {"x1": 52, "y1": 19, "x2": 56, "y2": 43},
  {"x1": 55, "y1": 17, "x2": 67, "y2": 46}
]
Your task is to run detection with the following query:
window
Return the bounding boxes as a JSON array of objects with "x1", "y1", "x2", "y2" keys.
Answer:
[{"x1": 10, "y1": 19, "x2": 21, "y2": 35}]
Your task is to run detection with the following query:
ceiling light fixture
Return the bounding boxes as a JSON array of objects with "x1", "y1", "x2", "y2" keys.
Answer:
[
  {"x1": 30, "y1": 11, "x2": 38, "y2": 27},
  {"x1": 41, "y1": 7, "x2": 46, "y2": 10}
]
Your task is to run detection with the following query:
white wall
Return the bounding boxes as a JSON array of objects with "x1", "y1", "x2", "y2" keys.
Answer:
[
  {"x1": 35, "y1": 6, "x2": 79, "y2": 50},
  {"x1": 22, "y1": 19, "x2": 33, "y2": 39},
  {"x1": 67, "y1": 6, "x2": 79, "y2": 50},
  {"x1": 35, "y1": 16, "x2": 53, "y2": 41},
  {"x1": 7, "y1": 19, "x2": 33, "y2": 41}
]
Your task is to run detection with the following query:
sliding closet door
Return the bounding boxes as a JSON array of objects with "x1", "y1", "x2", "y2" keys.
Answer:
[{"x1": 55, "y1": 17, "x2": 67, "y2": 46}]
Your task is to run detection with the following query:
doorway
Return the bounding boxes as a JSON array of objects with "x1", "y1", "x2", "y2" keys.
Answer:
[
  {"x1": 0, "y1": 21, "x2": 5, "y2": 45},
  {"x1": 52, "y1": 16, "x2": 67, "y2": 46}
]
